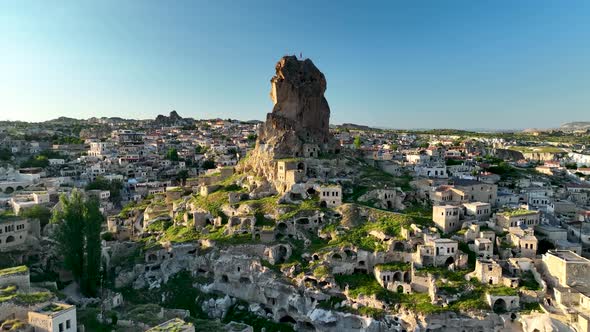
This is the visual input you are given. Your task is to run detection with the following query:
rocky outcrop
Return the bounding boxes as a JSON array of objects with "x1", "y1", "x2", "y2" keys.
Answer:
[
  {"x1": 258, "y1": 55, "x2": 334, "y2": 158},
  {"x1": 240, "y1": 56, "x2": 337, "y2": 185},
  {"x1": 237, "y1": 56, "x2": 337, "y2": 192},
  {"x1": 154, "y1": 110, "x2": 191, "y2": 127},
  {"x1": 491, "y1": 148, "x2": 524, "y2": 161}
]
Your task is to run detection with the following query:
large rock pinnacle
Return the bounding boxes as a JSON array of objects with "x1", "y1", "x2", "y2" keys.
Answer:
[
  {"x1": 239, "y1": 56, "x2": 336, "y2": 190},
  {"x1": 257, "y1": 55, "x2": 333, "y2": 158}
]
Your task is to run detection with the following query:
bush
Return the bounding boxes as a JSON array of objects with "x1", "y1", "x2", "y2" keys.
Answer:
[{"x1": 101, "y1": 232, "x2": 115, "y2": 241}]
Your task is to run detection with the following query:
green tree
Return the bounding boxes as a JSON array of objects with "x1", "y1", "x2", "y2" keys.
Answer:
[
  {"x1": 21, "y1": 155, "x2": 49, "y2": 168},
  {"x1": 195, "y1": 145, "x2": 206, "y2": 154},
  {"x1": 20, "y1": 205, "x2": 52, "y2": 228},
  {"x1": 86, "y1": 176, "x2": 122, "y2": 203},
  {"x1": 0, "y1": 148, "x2": 13, "y2": 161},
  {"x1": 201, "y1": 160, "x2": 216, "y2": 170},
  {"x1": 166, "y1": 148, "x2": 179, "y2": 161},
  {"x1": 52, "y1": 190, "x2": 103, "y2": 297},
  {"x1": 52, "y1": 191, "x2": 86, "y2": 284},
  {"x1": 353, "y1": 136, "x2": 362, "y2": 149},
  {"x1": 82, "y1": 198, "x2": 102, "y2": 296},
  {"x1": 176, "y1": 170, "x2": 189, "y2": 185}
]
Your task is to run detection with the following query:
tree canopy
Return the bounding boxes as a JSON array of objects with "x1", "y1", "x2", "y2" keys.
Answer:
[{"x1": 51, "y1": 190, "x2": 103, "y2": 296}]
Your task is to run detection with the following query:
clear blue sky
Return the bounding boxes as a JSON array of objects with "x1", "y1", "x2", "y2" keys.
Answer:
[{"x1": 1, "y1": 1, "x2": 589, "y2": 129}]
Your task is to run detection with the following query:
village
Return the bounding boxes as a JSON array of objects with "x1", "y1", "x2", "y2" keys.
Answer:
[{"x1": 1, "y1": 56, "x2": 590, "y2": 332}]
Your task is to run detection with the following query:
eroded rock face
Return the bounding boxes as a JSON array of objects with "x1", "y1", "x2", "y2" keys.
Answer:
[
  {"x1": 257, "y1": 56, "x2": 334, "y2": 159},
  {"x1": 239, "y1": 56, "x2": 337, "y2": 191}
]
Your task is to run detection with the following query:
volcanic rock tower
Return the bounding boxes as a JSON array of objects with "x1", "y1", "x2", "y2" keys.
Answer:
[{"x1": 241, "y1": 56, "x2": 336, "y2": 187}]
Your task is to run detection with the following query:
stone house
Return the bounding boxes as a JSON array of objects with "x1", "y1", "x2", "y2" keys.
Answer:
[
  {"x1": 432, "y1": 205, "x2": 461, "y2": 234},
  {"x1": 373, "y1": 263, "x2": 412, "y2": 293},
  {"x1": 28, "y1": 303, "x2": 77, "y2": 332},
  {"x1": 496, "y1": 209, "x2": 540, "y2": 229},
  {"x1": 462, "y1": 201, "x2": 491, "y2": 221},
  {"x1": 415, "y1": 238, "x2": 466, "y2": 268},
  {"x1": 0, "y1": 216, "x2": 40, "y2": 252},
  {"x1": 414, "y1": 164, "x2": 447, "y2": 179},
  {"x1": 543, "y1": 250, "x2": 590, "y2": 289},
  {"x1": 496, "y1": 191, "x2": 520, "y2": 207},
  {"x1": 276, "y1": 160, "x2": 305, "y2": 192},
  {"x1": 474, "y1": 238, "x2": 494, "y2": 259},
  {"x1": 452, "y1": 178, "x2": 498, "y2": 205},
  {"x1": 318, "y1": 185, "x2": 342, "y2": 208},
  {"x1": 507, "y1": 225, "x2": 538, "y2": 258},
  {"x1": 542, "y1": 250, "x2": 590, "y2": 328},
  {"x1": 303, "y1": 144, "x2": 320, "y2": 158},
  {"x1": 471, "y1": 259, "x2": 503, "y2": 285},
  {"x1": 486, "y1": 294, "x2": 519, "y2": 312}
]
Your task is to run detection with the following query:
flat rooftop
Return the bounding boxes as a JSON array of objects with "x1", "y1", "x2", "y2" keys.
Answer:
[
  {"x1": 0, "y1": 265, "x2": 28, "y2": 277},
  {"x1": 498, "y1": 209, "x2": 539, "y2": 217},
  {"x1": 548, "y1": 250, "x2": 589, "y2": 263},
  {"x1": 463, "y1": 202, "x2": 491, "y2": 206},
  {"x1": 147, "y1": 318, "x2": 193, "y2": 332},
  {"x1": 34, "y1": 303, "x2": 75, "y2": 317},
  {"x1": 434, "y1": 205, "x2": 459, "y2": 209},
  {"x1": 535, "y1": 224, "x2": 567, "y2": 233},
  {"x1": 432, "y1": 238, "x2": 457, "y2": 243}
]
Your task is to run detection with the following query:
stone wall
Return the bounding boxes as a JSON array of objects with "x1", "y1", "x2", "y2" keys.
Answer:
[{"x1": 0, "y1": 268, "x2": 30, "y2": 291}]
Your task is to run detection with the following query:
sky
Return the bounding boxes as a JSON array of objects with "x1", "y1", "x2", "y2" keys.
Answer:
[{"x1": 1, "y1": 1, "x2": 589, "y2": 129}]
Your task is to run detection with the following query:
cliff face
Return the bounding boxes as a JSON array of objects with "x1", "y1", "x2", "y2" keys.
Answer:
[
  {"x1": 257, "y1": 55, "x2": 334, "y2": 158},
  {"x1": 240, "y1": 56, "x2": 336, "y2": 185}
]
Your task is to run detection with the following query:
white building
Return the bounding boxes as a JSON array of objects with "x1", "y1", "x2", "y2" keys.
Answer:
[{"x1": 28, "y1": 303, "x2": 77, "y2": 332}]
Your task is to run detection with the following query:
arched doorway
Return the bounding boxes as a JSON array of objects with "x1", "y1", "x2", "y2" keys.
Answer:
[
  {"x1": 444, "y1": 256, "x2": 455, "y2": 267},
  {"x1": 404, "y1": 271, "x2": 411, "y2": 283},
  {"x1": 6, "y1": 236, "x2": 15, "y2": 243},
  {"x1": 397, "y1": 285, "x2": 404, "y2": 293},
  {"x1": 277, "y1": 222, "x2": 288, "y2": 233},
  {"x1": 493, "y1": 298, "x2": 507, "y2": 313},
  {"x1": 279, "y1": 315, "x2": 297, "y2": 325},
  {"x1": 276, "y1": 246, "x2": 288, "y2": 264}
]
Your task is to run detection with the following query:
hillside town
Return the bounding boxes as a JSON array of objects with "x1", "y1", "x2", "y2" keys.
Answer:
[{"x1": 1, "y1": 56, "x2": 590, "y2": 332}]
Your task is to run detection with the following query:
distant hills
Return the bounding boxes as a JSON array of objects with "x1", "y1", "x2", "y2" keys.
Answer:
[
  {"x1": 560, "y1": 122, "x2": 590, "y2": 131},
  {"x1": 336, "y1": 123, "x2": 374, "y2": 131}
]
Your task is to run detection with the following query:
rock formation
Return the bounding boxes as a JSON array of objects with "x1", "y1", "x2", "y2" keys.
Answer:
[
  {"x1": 154, "y1": 110, "x2": 191, "y2": 127},
  {"x1": 258, "y1": 55, "x2": 335, "y2": 158},
  {"x1": 240, "y1": 56, "x2": 337, "y2": 186}
]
